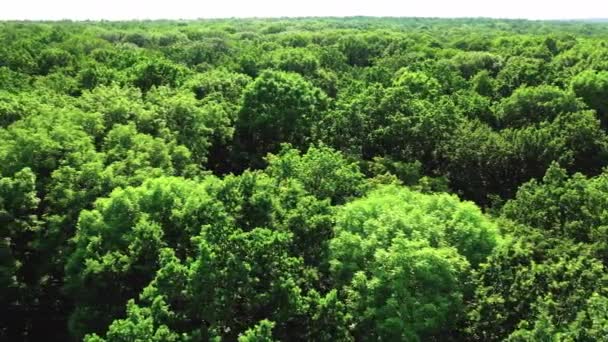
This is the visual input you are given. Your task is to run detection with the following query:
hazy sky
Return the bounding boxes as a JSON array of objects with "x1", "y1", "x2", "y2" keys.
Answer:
[{"x1": 1, "y1": 0, "x2": 607, "y2": 21}]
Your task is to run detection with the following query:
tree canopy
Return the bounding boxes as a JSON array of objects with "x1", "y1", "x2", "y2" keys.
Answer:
[{"x1": 2, "y1": 17, "x2": 608, "y2": 341}]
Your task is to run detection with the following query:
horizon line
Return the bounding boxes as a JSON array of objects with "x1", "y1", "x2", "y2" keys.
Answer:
[{"x1": 2, "y1": 15, "x2": 608, "y2": 23}]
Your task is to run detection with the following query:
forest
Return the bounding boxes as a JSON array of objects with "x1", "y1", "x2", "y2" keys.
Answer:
[{"x1": 2, "y1": 17, "x2": 608, "y2": 341}]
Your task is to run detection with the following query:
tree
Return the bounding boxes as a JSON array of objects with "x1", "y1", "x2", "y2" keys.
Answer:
[
  {"x1": 392, "y1": 68, "x2": 442, "y2": 99},
  {"x1": 183, "y1": 68, "x2": 251, "y2": 101},
  {"x1": 322, "y1": 83, "x2": 462, "y2": 165},
  {"x1": 238, "y1": 320, "x2": 276, "y2": 342},
  {"x1": 571, "y1": 69, "x2": 608, "y2": 127},
  {"x1": 338, "y1": 35, "x2": 375, "y2": 67},
  {"x1": 77, "y1": 84, "x2": 150, "y2": 138},
  {"x1": 266, "y1": 47, "x2": 320, "y2": 77},
  {"x1": 468, "y1": 223, "x2": 608, "y2": 341},
  {"x1": 330, "y1": 185, "x2": 500, "y2": 340},
  {"x1": 131, "y1": 58, "x2": 187, "y2": 92},
  {"x1": 501, "y1": 163, "x2": 608, "y2": 245},
  {"x1": 83, "y1": 300, "x2": 180, "y2": 342},
  {"x1": 5, "y1": 17, "x2": 608, "y2": 341},
  {"x1": 493, "y1": 85, "x2": 583, "y2": 128},
  {"x1": 440, "y1": 107, "x2": 607, "y2": 204},
  {"x1": 450, "y1": 51, "x2": 503, "y2": 79},
  {"x1": 235, "y1": 70, "x2": 328, "y2": 168},
  {"x1": 146, "y1": 88, "x2": 234, "y2": 166},
  {"x1": 0, "y1": 168, "x2": 41, "y2": 341},
  {"x1": 65, "y1": 177, "x2": 227, "y2": 339},
  {"x1": 506, "y1": 293, "x2": 608, "y2": 341},
  {"x1": 36, "y1": 48, "x2": 74, "y2": 75},
  {"x1": 471, "y1": 70, "x2": 495, "y2": 97},
  {"x1": 495, "y1": 57, "x2": 546, "y2": 97},
  {"x1": 0, "y1": 91, "x2": 39, "y2": 127},
  {"x1": 265, "y1": 144, "x2": 365, "y2": 205}
]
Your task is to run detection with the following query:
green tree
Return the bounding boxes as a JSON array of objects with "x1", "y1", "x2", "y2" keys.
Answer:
[
  {"x1": 265, "y1": 144, "x2": 365, "y2": 204},
  {"x1": 235, "y1": 70, "x2": 328, "y2": 168},
  {"x1": 65, "y1": 177, "x2": 227, "y2": 339},
  {"x1": 0, "y1": 168, "x2": 41, "y2": 340},
  {"x1": 468, "y1": 223, "x2": 608, "y2": 341},
  {"x1": 495, "y1": 56, "x2": 546, "y2": 97},
  {"x1": 36, "y1": 48, "x2": 74, "y2": 75},
  {"x1": 450, "y1": 51, "x2": 503, "y2": 79},
  {"x1": 131, "y1": 58, "x2": 187, "y2": 92},
  {"x1": 146, "y1": 88, "x2": 234, "y2": 166},
  {"x1": 571, "y1": 69, "x2": 608, "y2": 127},
  {"x1": 238, "y1": 320, "x2": 276, "y2": 342},
  {"x1": 501, "y1": 163, "x2": 608, "y2": 245},
  {"x1": 330, "y1": 185, "x2": 500, "y2": 340},
  {"x1": 493, "y1": 85, "x2": 583, "y2": 128},
  {"x1": 183, "y1": 68, "x2": 252, "y2": 101}
]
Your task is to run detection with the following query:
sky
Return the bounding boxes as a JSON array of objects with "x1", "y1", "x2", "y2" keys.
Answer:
[{"x1": 0, "y1": 0, "x2": 607, "y2": 21}]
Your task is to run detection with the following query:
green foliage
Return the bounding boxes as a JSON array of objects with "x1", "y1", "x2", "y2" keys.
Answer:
[
  {"x1": 323, "y1": 83, "x2": 462, "y2": 165},
  {"x1": 393, "y1": 68, "x2": 442, "y2": 98},
  {"x1": 76, "y1": 84, "x2": 150, "y2": 136},
  {"x1": 238, "y1": 320, "x2": 276, "y2": 342},
  {"x1": 184, "y1": 68, "x2": 252, "y2": 101},
  {"x1": 0, "y1": 91, "x2": 40, "y2": 127},
  {"x1": 471, "y1": 70, "x2": 495, "y2": 97},
  {"x1": 37, "y1": 48, "x2": 74, "y2": 75},
  {"x1": 571, "y1": 69, "x2": 608, "y2": 126},
  {"x1": 146, "y1": 87, "x2": 234, "y2": 165},
  {"x1": 330, "y1": 185, "x2": 499, "y2": 340},
  {"x1": 450, "y1": 51, "x2": 503, "y2": 79},
  {"x1": 506, "y1": 293, "x2": 608, "y2": 341},
  {"x1": 3, "y1": 17, "x2": 608, "y2": 341},
  {"x1": 502, "y1": 163, "x2": 608, "y2": 245},
  {"x1": 494, "y1": 85, "x2": 583, "y2": 128},
  {"x1": 495, "y1": 56, "x2": 546, "y2": 96},
  {"x1": 65, "y1": 176, "x2": 226, "y2": 338},
  {"x1": 267, "y1": 47, "x2": 320, "y2": 76},
  {"x1": 441, "y1": 104, "x2": 607, "y2": 203},
  {"x1": 339, "y1": 35, "x2": 377, "y2": 67},
  {"x1": 265, "y1": 144, "x2": 365, "y2": 204},
  {"x1": 235, "y1": 70, "x2": 328, "y2": 167},
  {"x1": 0, "y1": 66, "x2": 31, "y2": 92},
  {"x1": 83, "y1": 300, "x2": 180, "y2": 342},
  {"x1": 0, "y1": 167, "x2": 40, "y2": 298},
  {"x1": 468, "y1": 223, "x2": 608, "y2": 341},
  {"x1": 131, "y1": 58, "x2": 188, "y2": 92}
]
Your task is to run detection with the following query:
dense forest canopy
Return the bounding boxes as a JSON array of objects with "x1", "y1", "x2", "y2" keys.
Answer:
[{"x1": 2, "y1": 17, "x2": 608, "y2": 341}]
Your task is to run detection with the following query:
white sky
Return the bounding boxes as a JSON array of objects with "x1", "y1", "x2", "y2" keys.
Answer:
[{"x1": 0, "y1": 0, "x2": 607, "y2": 21}]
